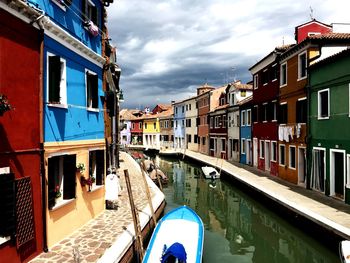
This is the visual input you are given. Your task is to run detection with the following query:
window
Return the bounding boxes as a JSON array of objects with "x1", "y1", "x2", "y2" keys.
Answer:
[
  {"x1": 187, "y1": 134, "x2": 192, "y2": 143},
  {"x1": 186, "y1": 105, "x2": 188, "y2": 111},
  {"x1": 241, "y1": 90, "x2": 246, "y2": 97},
  {"x1": 253, "y1": 105, "x2": 258, "y2": 123},
  {"x1": 186, "y1": 119, "x2": 192, "y2": 127},
  {"x1": 182, "y1": 106, "x2": 185, "y2": 113},
  {"x1": 48, "y1": 154, "x2": 76, "y2": 209},
  {"x1": 171, "y1": 120, "x2": 174, "y2": 128},
  {"x1": 318, "y1": 89, "x2": 329, "y2": 119},
  {"x1": 160, "y1": 121, "x2": 163, "y2": 128},
  {"x1": 48, "y1": 54, "x2": 67, "y2": 105},
  {"x1": 175, "y1": 107, "x2": 178, "y2": 114},
  {"x1": 202, "y1": 137, "x2": 206, "y2": 146},
  {"x1": 139, "y1": 123, "x2": 142, "y2": 129},
  {"x1": 272, "y1": 101, "x2": 277, "y2": 121},
  {"x1": 254, "y1": 75, "x2": 258, "y2": 89},
  {"x1": 279, "y1": 144, "x2": 286, "y2": 165},
  {"x1": 228, "y1": 116, "x2": 232, "y2": 128},
  {"x1": 220, "y1": 97, "x2": 225, "y2": 105},
  {"x1": 271, "y1": 141, "x2": 277, "y2": 161},
  {"x1": 247, "y1": 109, "x2": 251, "y2": 126},
  {"x1": 182, "y1": 120, "x2": 185, "y2": 127},
  {"x1": 210, "y1": 138, "x2": 215, "y2": 150},
  {"x1": 165, "y1": 120, "x2": 169, "y2": 128},
  {"x1": 153, "y1": 122, "x2": 156, "y2": 129},
  {"x1": 194, "y1": 135, "x2": 198, "y2": 144},
  {"x1": 132, "y1": 123, "x2": 135, "y2": 130},
  {"x1": 214, "y1": 116, "x2": 219, "y2": 128},
  {"x1": 298, "y1": 52, "x2": 307, "y2": 79},
  {"x1": 89, "y1": 150, "x2": 105, "y2": 189},
  {"x1": 241, "y1": 111, "x2": 246, "y2": 126},
  {"x1": 86, "y1": 70, "x2": 98, "y2": 109},
  {"x1": 280, "y1": 62, "x2": 287, "y2": 86},
  {"x1": 144, "y1": 123, "x2": 147, "y2": 129},
  {"x1": 296, "y1": 98, "x2": 307, "y2": 123},
  {"x1": 260, "y1": 140, "x2": 265, "y2": 158},
  {"x1": 241, "y1": 139, "x2": 246, "y2": 154},
  {"x1": 261, "y1": 104, "x2": 267, "y2": 122},
  {"x1": 83, "y1": 0, "x2": 99, "y2": 26},
  {"x1": 289, "y1": 146, "x2": 296, "y2": 169},
  {"x1": 271, "y1": 63, "x2": 277, "y2": 81},
  {"x1": 221, "y1": 139, "x2": 226, "y2": 151},
  {"x1": 223, "y1": 115, "x2": 227, "y2": 128},
  {"x1": 262, "y1": 69, "x2": 269, "y2": 86},
  {"x1": 279, "y1": 103, "x2": 288, "y2": 124},
  {"x1": 189, "y1": 104, "x2": 191, "y2": 110}
]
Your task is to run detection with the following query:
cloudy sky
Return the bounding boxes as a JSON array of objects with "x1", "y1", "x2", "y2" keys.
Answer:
[{"x1": 106, "y1": 0, "x2": 350, "y2": 109}]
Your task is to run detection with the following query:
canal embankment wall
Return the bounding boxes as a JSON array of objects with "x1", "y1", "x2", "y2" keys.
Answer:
[{"x1": 182, "y1": 149, "x2": 350, "y2": 251}]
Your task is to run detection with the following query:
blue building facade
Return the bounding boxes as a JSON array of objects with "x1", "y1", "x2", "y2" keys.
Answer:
[
  {"x1": 239, "y1": 98, "x2": 253, "y2": 165},
  {"x1": 173, "y1": 100, "x2": 186, "y2": 149},
  {"x1": 31, "y1": 0, "x2": 109, "y2": 247}
]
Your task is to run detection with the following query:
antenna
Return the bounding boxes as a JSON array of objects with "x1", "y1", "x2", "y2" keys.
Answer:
[{"x1": 309, "y1": 6, "x2": 314, "y2": 20}]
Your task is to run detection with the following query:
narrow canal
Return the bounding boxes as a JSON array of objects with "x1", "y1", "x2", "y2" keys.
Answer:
[{"x1": 150, "y1": 154, "x2": 340, "y2": 263}]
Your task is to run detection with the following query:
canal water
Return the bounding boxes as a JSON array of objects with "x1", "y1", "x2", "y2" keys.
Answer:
[{"x1": 150, "y1": 154, "x2": 340, "y2": 263}]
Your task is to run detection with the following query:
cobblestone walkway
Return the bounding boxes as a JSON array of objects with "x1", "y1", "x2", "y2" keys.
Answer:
[{"x1": 30, "y1": 152, "x2": 155, "y2": 263}]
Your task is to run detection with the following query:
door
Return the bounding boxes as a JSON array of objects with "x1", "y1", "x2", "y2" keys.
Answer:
[
  {"x1": 246, "y1": 139, "x2": 252, "y2": 165},
  {"x1": 265, "y1": 141, "x2": 270, "y2": 171},
  {"x1": 311, "y1": 148, "x2": 325, "y2": 192},
  {"x1": 253, "y1": 138, "x2": 258, "y2": 167},
  {"x1": 298, "y1": 147, "x2": 306, "y2": 187},
  {"x1": 330, "y1": 150, "x2": 345, "y2": 199}
]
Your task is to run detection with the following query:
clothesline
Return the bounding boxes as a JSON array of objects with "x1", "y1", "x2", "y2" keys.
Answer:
[{"x1": 278, "y1": 124, "x2": 302, "y2": 142}]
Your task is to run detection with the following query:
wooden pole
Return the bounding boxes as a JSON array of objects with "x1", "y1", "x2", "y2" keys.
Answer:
[
  {"x1": 153, "y1": 159, "x2": 163, "y2": 191},
  {"x1": 140, "y1": 161, "x2": 157, "y2": 227},
  {"x1": 124, "y1": 169, "x2": 144, "y2": 262}
]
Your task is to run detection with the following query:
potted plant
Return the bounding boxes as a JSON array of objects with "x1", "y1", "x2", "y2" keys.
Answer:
[
  {"x1": 0, "y1": 94, "x2": 13, "y2": 116},
  {"x1": 55, "y1": 185, "x2": 62, "y2": 198},
  {"x1": 80, "y1": 176, "x2": 95, "y2": 187},
  {"x1": 76, "y1": 163, "x2": 85, "y2": 174}
]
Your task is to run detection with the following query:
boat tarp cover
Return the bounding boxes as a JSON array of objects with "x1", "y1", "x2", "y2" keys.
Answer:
[{"x1": 161, "y1": 242, "x2": 187, "y2": 263}]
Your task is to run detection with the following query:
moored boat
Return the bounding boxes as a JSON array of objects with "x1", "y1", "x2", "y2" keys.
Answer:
[
  {"x1": 340, "y1": 240, "x2": 350, "y2": 263},
  {"x1": 201, "y1": 166, "x2": 220, "y2": 179},
  {"x1": 143, "y1": 206, "x2": 204, "y2": 263}
]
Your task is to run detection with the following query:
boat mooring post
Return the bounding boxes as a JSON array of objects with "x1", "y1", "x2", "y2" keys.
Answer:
[
  {"x1": 140, "y1": 161, "x2": 157, "y2": 227},
  {"x1": 152, "y1": 159, "x2": 163, "y2": 191},
  {"x1": 124, "y1": 169, "x2": 144, "y2": 262}
]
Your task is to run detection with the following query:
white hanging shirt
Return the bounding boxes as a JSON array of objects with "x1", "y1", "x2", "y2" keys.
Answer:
[{"x1": 105, "y1": 173, "x2": 120, "y2": 201}]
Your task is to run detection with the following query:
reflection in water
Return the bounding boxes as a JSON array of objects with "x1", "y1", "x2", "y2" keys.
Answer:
[{"x1": 156, "y1": 156, "x2": 339, "y2": 263}]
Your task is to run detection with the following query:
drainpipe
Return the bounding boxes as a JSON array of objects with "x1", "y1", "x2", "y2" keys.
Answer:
[
  {"x1": 38, "y1": 27, "x2": 48, "y2": 252},
  {"x1": 305, "y1": 44, "x2": 322, "y2": 189}
]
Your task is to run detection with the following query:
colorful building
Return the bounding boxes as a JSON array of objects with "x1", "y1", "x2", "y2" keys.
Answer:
[
  {"x1": 249, "y1": 46, "x2": 292, "y2": 176},
  {"x1": 226, "y1": 81, "x2": 253, "y2": 163},
  {"x1": 308, "y1": 49, "x2": 350, "y2": 204},
  {"x1": 120, "y1": 109, "x2": 138, "y2": 146},
  {"x1": 0, "y1": 7, "x2": 44, "y2": 262},
  {"x1": 130, "y1": 115, "x2": 144, "y2": 145},
  {"x1": 34, "y1": 0, "x2": 108, "y2": 247},
  {"x1": 197, "y1": 84, "x2": 215, "y2": 155},
  {"x1": 159, "y1": 108, "x2": 174, "y2": 149},
  {"x1": 209, "y1": 88, "x2": 228, "y2": 159},
  {"x1": 184, "y1": 96, "x2": 199, "y2": 151},
  {"x1": 173, "y1": 100, "x2": 186, "y2": 150},
  {"x1": 239, "y1": 97, "x2": 253, "y2": 165},
  {"x1": 278, "y1": 20, "x2": 350, "y2": 185}
]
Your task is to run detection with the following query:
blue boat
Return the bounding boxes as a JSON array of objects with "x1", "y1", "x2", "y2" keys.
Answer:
[{"x1": 143, "y1": 206, "x2": 204, "y2": 263}]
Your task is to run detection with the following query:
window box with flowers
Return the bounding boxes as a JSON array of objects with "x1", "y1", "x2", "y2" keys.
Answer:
[{"x1": 0, "y1": 94, "x2": 13, "y2": 116}]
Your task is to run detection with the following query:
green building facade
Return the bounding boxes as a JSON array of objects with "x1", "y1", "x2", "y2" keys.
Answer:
[{"x1": 308, "y1": 49, "x2": 350, "y2": 204}]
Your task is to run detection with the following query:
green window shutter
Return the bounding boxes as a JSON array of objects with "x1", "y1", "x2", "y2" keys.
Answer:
[
  {"x1": 0, "y1": 173, "x2": 15, "y2": 237},
  {"x1": 48, "y1": 56, "x2": 61, "y2": 103},
  {"x1": 63, "y1": 155, "x2": 76, "y2": 200},
  {"x1": 47, "y1": 157, "x2": 59, "y2": 209},
  {"x1": 96, "y1": 150, "x2": 104, "y2": 185}
]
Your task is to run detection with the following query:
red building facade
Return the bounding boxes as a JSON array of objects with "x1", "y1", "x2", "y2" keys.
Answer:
[
  {"x1": 0, "y1": 10, "x2": 44, "y2": 262},
  {"x1": 295, "y1": 19, "x2": 332, "y2": 44},
  {"x1": 249, "y1": 46, "x2": 291, "y2": 176}
]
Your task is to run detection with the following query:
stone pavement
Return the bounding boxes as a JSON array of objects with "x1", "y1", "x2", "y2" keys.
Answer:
[
  {"x1": 184, "y1": 149, "x2": 350, "y2": 239},
  {"x1": 30, "y1": 151, "x2": 159, "y2": 263}
]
